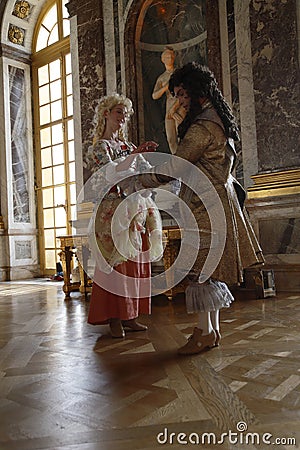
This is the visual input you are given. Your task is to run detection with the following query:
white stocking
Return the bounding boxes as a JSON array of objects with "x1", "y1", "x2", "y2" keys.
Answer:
[
  {"x1": 198, "y1": 312, "x2": 213, "y2": 335},
  {"x1": 210, "y1": 309, "x2": 220, "y2": 331}
]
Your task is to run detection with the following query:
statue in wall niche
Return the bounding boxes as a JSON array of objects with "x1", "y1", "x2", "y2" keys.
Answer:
[{"x1": 152, "y1": 47, "x2": 185, "y2": 154}]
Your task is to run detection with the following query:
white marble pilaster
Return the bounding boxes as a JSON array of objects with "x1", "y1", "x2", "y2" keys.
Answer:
[
  {"x1": 103, "y1": 0, "x2": 117, "y2": 94},
  {"x1": 234, "y1": 0, "x2": 258, "y2": 188}
]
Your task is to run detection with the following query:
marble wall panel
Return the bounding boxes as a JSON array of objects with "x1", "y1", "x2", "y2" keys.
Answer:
[
  {"x1": 15, "y1": 239, "x2": 32, "y2": 259},
  {"x1": 250, "y1": 0, "x2": 300, "y2": 172},
  {"x1": 8, "y1": 65, "x2": 30, "y2": 223},
  {"x1": 259, "y1": 218, "x2": 300, "y2": 255},
  {"x1": 9, "y1": 235, "x2": 38, "y2": 265},
  {"x1": 206, "y1": 0, "x2": 222, "y2": 85},
  {"x1": 66, "y1": 0, "x2": 105, "y2": 184}
]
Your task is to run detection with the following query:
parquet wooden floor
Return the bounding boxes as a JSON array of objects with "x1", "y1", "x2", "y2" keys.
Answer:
[{"x1": 0, "y1": 280, "x2": 299, "y2": 449}]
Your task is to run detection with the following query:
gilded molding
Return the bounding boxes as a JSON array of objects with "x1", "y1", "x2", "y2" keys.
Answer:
[
  {"x1": 8, "y1": 24, "x2": 25, "y2": 45},
  {"x1": 12, "y1": 1, "x2": 31, "y2": 20},
  {"x1": 247, "y1": 169, "x2": 300, "y2": 198}
]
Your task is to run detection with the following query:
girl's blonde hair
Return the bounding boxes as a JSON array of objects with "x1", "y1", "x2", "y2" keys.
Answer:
[{"x1": 93, "y1": 93, "x2": 134, "y2": 144}]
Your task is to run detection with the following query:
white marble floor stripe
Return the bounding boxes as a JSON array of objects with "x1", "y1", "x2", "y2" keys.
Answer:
[
  {"x1": 222, "y1": 319, "x2": 237, "y2": 323},
  {"x1": 0, "y1": 285, "x2": 50, "y2": 296},
  {"x1": 265, "y1": 374, "x2": 300, "y2": 401},
  {"x1": 235, "y1": 320, "x2": 260, "y2": 330},
  {"x1": 209, "y1": 355, "x2": 244, "y2": 372},
  {"x1": 271, "y1": 351, "x2": 292, "y2": 357},
  {"x1": 248, "y1": 328, "x2": 275, "y2": 339},
  {"x1": 244, "y1": 359, "x2": 278, "y2": 379},
  {"x1": 229, "y1": 380, "x2": 248, "y2": 392},
  {"x1": 94, "y1": 339, "x2": 135, "y2": 353},
  {"x1": 233, "y1": 339, "x2": 251, "y2": 345}
]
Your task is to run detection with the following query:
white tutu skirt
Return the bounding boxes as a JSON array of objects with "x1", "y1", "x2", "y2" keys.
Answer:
[{"x1": 185, "y1": 279, "x2": 234, "y2": 313}]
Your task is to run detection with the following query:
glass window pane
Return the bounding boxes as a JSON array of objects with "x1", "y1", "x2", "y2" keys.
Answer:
[
  {"x1": 52, "y1": 124, "x2": 63, "y2": 145},
  {"x1": 56, "y1": 228, "x2": 67, "y2": 239},
  {"x1": 66, "y1": 74, "x2": 72, "y2": 95},
  {"x1": 67, "y1": 119, "x2": 74, "y2": 141},
  {"x1": 50, "y1": 80, "x2": 62, "y2": 101},
  {"x1": 51, "y1": 100, "x2": 62, "y2": 121},
  {"x1": 40, "y1": 127, "x2": 51, "y2": 148},
  {"x1": 54, "y1": 186, "x2": 65, "y2": 205},
  {"x1": 44, "y1": 229, "x2": 55, "y2": 248},
  {"x1": 63, "y1": 18, "x2": 70, "y2": 37},
  {"x1": 45, "y1": 250, "x2": 56, "y2": 269},
  {"x1": 49, "y1": 59, "x2": 61, "y2": 82},
  {"x1": 52, "y1": 144, "x2": 64, "y2": 165},
  {"x1": 67, "y1": 95, "x2": 73, "y2": 116},
  {"x1": 42, "y1": 4, "x2": 57, "y2": 31},
  {"x1": 69, "y1": 161, "x2": 75, "y2": 182},
  {"x1": 42, "y1": 167, "x2": 53, "y2": 186},
  {"x1": 62, "y1": 0, "x2": 69, "y2": 18},
  {"x1": 36, "y1": 26, "x2": 49, "y2": 52},
  {"x1": 70, "y1": 204, "x2": 77, "y2": 221},
  {"x1": 39, "y1": 84, "x2": 50, "y2": 106},
  {"x1": 53, "y1": 165, "x2": 65, "y2": 185},
  {"x1": 41, "y1": 147, "x2": 52, "y2": 168},
  {"x1": 70, "y1": 183, "x2": 77, "y2": 204},
  {"x1": 48, "y1": 24, "x2": 59, "y2": 46},
  {"x1": 42, "y1": 188, "x2": 54, "y2": 208},
  {"x1": 68, "y1": 140, "x2": 74, "y2": 161},
  {"x1": 55, "y1": 207, "x2": 66, "y2": 227},
  {"x1": 65, "y1": 53, "x2": 71, "y2": 75},
  {"x1": 40, "y1": 104, "x2": 51, "y2": 125},
  {"x1": 44, "y1": 208, "x2": 54, "y2": 228},
  {"x1": 38, "y1": 65, "x2": 49, "y2": 86}
]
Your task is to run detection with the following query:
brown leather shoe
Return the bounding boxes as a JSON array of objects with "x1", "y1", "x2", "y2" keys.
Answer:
[
  {"x1": 110, "y1": 318, "x2": 125, "y2": 338},
  {"x1": 122, "y1": 319, "x2": 148, "y2": 332},
  {"x1": 178, "y1": 328, "x2": 216, "y2": 355}
]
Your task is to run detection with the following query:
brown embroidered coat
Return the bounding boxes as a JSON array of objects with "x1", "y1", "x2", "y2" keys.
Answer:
[{"x1": 141, "y1": 103, "x2": 264, "y2": 286}]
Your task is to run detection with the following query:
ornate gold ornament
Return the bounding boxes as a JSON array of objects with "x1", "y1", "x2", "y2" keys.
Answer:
[
  {"x1": 8, "y1": 24, "x2": 25, "y2": 45},
  {"x1": 13, "y1": 1, "x2": 30, "y2": 20}
]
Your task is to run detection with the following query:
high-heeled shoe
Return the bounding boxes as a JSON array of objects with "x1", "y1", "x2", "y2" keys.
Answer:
[
  {"x1": 110, "y1": 318, "x2": 125, "y2": 338},
  {"x1": 177, "y1": 328, "x2": 216, "y2": 355},
  {"x1": 214, "y1": 330, "x2": 221, "y2": 346},
  {"x1": 122, "y1": 319, "x2": 148, "y2": 332}
]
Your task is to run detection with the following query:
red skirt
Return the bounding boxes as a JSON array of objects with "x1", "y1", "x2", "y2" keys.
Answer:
[{"x1": 87, "y1": 234, "x2": 151, "y2": 325}]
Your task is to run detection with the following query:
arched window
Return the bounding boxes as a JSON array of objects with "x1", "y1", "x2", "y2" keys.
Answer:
[{"x1": 32, "y1": 0, "x2": 75, "y2": 274}]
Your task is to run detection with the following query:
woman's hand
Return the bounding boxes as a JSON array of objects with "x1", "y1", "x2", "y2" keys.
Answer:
[{"x1": 132, "y1": 141, "x2": 159, "y2": 154}]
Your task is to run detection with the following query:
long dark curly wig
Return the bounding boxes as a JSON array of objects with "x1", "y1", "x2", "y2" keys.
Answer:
[{"x1": 169, "y1": 62, "x2": 240, "y2": 141}]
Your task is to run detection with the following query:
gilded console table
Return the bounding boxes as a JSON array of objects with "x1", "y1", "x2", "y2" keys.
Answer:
[{"x1": 58, "y1": 234, "x2": 92, "y2": 298}]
